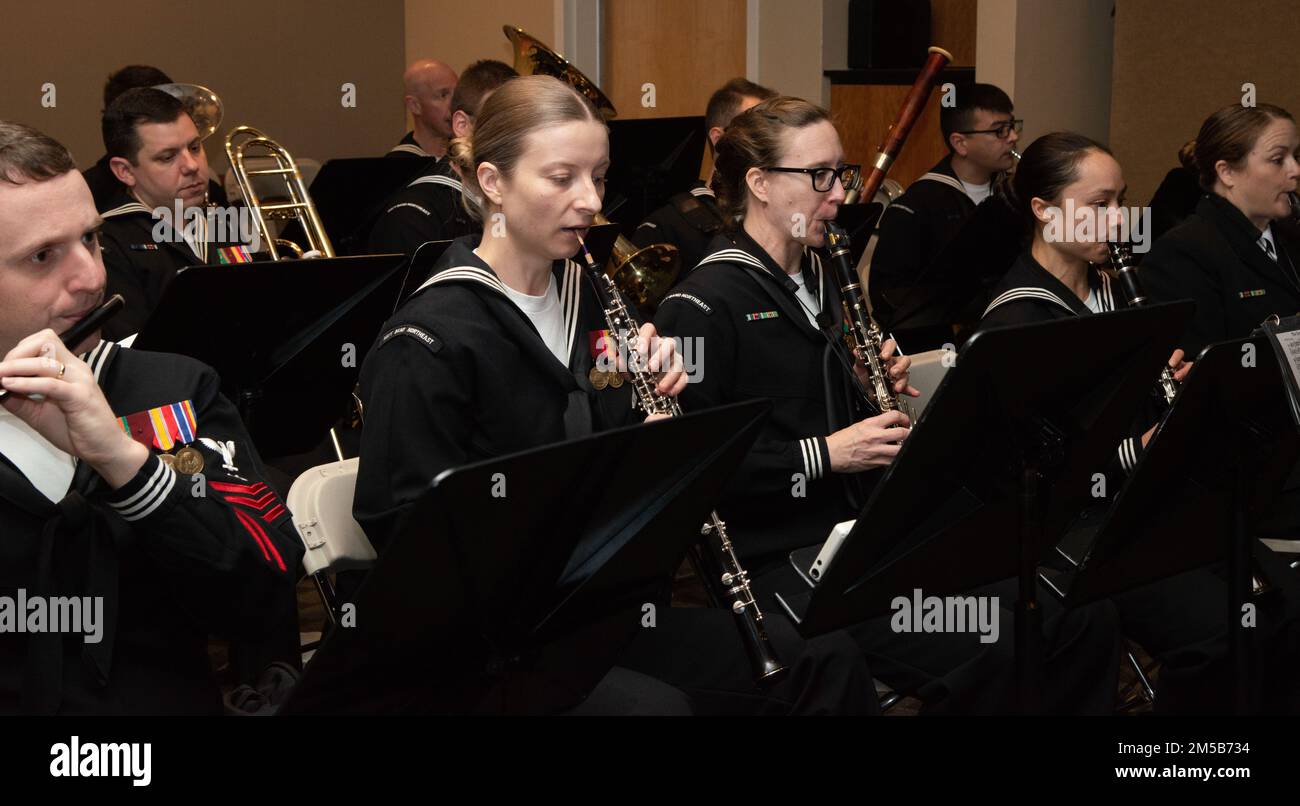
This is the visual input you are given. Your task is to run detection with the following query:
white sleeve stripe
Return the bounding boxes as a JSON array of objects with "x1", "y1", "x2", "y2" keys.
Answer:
[
  {"x1": 800, "y1": 438, "x2": 824, "y2": 480},
  {"x1": 113, "y1": 463, "x2": 177, "y2": 520},
  {"x1": 109, "y1": 458, "x2": 168, "y2": 510}
]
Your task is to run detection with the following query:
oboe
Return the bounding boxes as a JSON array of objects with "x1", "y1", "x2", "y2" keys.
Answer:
[
  {"x1": 824, "y1": 221, "x2": 914, "y2": 420},
  {"x1": 575, "y1": 235, "x2": 788, "y2": 687},
  {"x1": 1107, "y1": 240, "x2": 1179, "y2": 405}
]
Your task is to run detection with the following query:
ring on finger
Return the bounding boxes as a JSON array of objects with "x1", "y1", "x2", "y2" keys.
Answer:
[{"x1": 57, "y1": 361, "x2": 66, "y2": 379}]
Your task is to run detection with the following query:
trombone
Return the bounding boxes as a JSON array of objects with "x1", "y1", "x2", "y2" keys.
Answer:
[{"x1": 225, "y1": 126, "x2": 335, "y2": 260}]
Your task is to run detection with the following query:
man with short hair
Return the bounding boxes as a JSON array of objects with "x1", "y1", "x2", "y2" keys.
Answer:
[
  {"x1": 868, "y1": 83, "x2": 1020, "y2": 350},
  {"x1": 388, "y1": 59, "x2": 458, "y2": 159},
  {"x1": 630, "y1": 78, "x2": 777, "y2": 274},
  {"x1": 0, "y1": 121, "x2": 301, "y2": 714},
  {"x1": 82, "y1": 65, "x2": 226, "y2": 211},
  {"x1": 369, "y1": 59, "x2": 517, "y2": 256},
  {"x1": 97, "y1": 88, "x2": 251, "y2": 340}
]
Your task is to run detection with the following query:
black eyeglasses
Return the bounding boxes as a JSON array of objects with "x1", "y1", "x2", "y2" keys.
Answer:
[
  {"x1": 765, "y1": 164, "x2": 862, "y2": 192},
  {"x1": 957, "y1": 118, "x2": 1023, "y2": 140}
]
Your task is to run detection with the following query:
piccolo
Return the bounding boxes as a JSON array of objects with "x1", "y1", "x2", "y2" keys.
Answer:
[{"x1": 0, "y1": 294, "x2": 124, "y2": 401}]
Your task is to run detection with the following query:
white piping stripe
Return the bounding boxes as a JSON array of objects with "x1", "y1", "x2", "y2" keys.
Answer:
[
  {"x1": 110, "y1": 458, "x2": 170, "y2": 513},
  {"x1": 983, "y1": 288, "x2": 1077, "y2": 318},
  {"x1": 100, "y1": 202, "x2": 152, "y2": 219},
  {"x1": 388, "y1": 143, "x2": 429, "y2": 156},
  {"x1": 408, "y1": 175, "x2": 462, "y2": 190},
  {"x1": 118, "y1": 465, "x2": 177, "y2": 521},
  {"x1": 561, "y1": 260, "x2": 580, "y2": 363},
  {"x1": 690, "y1": 186, "x2": 716, "y2": 198},
  {"x1": 416, "y1": 265, "x2": 509, "y2": 296},
  {"x1": 697, "y1": 249, "x2": 767, "y2": 273},
  {"x1": 916, "y1": 172, "x2": 967, "y2": 194},
  {"x1": 798, "y1": 439, "x2": 812, "y2": 478},
  {"x1": 808, "y1": 250, "x2": 825, "y2": 307}
]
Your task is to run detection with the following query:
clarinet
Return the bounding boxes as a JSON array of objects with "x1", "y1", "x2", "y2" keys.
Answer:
[
  {"x1": 1106, "y1": 240, "x2": 1179, "y2": 405},
  {"x1": 575, "y1": 236, "x2": 788, "y2": 687},
  {"x1": 824, "y1": 221, "x2": 914, "y2": 420}
]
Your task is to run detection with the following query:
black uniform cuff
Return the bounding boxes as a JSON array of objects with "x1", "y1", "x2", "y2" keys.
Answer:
[
  {"x1": 103, "y1": 453, "x2": 179, "y2": 523},
  {"x1": 800, "y1": 436, "x2": 830, "y2": 480}
]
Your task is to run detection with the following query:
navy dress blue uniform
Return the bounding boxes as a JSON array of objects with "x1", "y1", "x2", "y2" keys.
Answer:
[
  {"x1": 631, "y1": 182, "x2": 728, "y2": 275},
  {"x1": 1142, "y1": 192, "x2": 1300, "y2": 359},
  {"x1": 870, "y1": 156, "x2": 1020, "y2": 351},
  {"x1": 655, "y1": 229, "x2": 1124, "y2": 713},
  {"x1": 97, "y1": 188, "x2": 250, "y2": 340},
  {"x1": 0, "y1": 340, "x2": 302, "y2": 714},
  {"x1": 385, "y1": 131, "x2": 431, "y2": 159},
  {"x1": 367, "y1": 159, "x2": 477, "y2": 257},
  {"x1": 979, "y1": 249, "x2": 1300, "y2": 713},
  {"x1": 352, "y1": 237, "x2": 875, "y2": 715}
]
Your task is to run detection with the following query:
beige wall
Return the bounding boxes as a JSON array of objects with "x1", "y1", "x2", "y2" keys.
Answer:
[
  {"x1": 403, "y1": 0, "x2": 558, "y2": 99},
  {"x1": 1111, "y1": 0, "x2": 1300, "y2": 204},
  {"x1": 0, "y1": 0, "x2": 405, "y2": 174},
  {"x1": 977, "y1": 0, "x2": 1113, "y2": 146},
  {"x1": 754, "y1": 0, "x2": 829, "y2": 105}
]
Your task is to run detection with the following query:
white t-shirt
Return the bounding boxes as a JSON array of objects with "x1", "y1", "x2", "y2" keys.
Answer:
[
  {"x1": 960, "y1": 178, "x2": 992, "y2": 206},
  {"x1": 1083, "y1": 287, "x2": 1103, "y2": 314},
  {"x1": 790, "y1": 271, "x2": 822, "y2": 327},
  {"x1": 0, "y1": 408, "x2": 75, "y2": 503},
  {"x1": 501, "y1": 273, "x2": 569, "y2": 365}
]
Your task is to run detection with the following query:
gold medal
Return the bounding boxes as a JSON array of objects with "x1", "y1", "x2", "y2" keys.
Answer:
[
  {"x1": 174, "y1": 445, "x2": 205, "y2": 475},
  {"x1": 589, "y1": 366, "x2": 609, "y2": 390},
  {"x1": 609, "y1": 372, "x2": 625, "y2": 389},
  {"x1": 158, "y1": 453, "x2": 176, "y2": 468}
]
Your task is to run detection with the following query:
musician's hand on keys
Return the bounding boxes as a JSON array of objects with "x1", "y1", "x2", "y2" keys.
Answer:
[
  {"x1": 826, "y1": 409, "x2": 911, "y2": 473},
  {"x1": 636, "y1": 322, "x2": 688, "y2": 398},
  {"x1": 880, "y1": 339, "x2": 921, "y2": 397},
  {"x1": 1168, "y1": 348, "x2": 1192, "y2": 383},
  {"x1": 0, "y1": 330, "x2": 148, "y2": 488}
]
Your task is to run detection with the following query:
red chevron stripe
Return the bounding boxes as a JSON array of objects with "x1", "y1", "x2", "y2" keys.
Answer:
[
  {"x1": 222, "y1": 490, "x2": 278, "y2": 509},
  {"x1": 233, "y1": 508, "x2": 271, "y2": 563},
  {"x1": 234, "y1": 507, "x2": 287, "y2": 572},
  {"x1": 262, "y1": 504, "x2": 285, "y2": 523},
  {"x1": 210, "y1": 481, "x2": 267, "y2": 495}
]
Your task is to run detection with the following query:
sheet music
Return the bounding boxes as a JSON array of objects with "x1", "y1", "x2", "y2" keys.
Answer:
[{"x1": 1275, "y1": 327, "x2": 1300, "y2": 387}]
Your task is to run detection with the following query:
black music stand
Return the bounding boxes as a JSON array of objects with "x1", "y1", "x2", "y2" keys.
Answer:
[
  {"x1": 282, "y1": 400, "x2": 770, "y2": 715},
  {"x1": 605, "y1": 116, "x2": 707, "y2": 235},
  {"x1": 132, "y1": 254, "x2": 408, "y2": 459},
  {"x1": 1040, "y1": 335, "x2": 1299, "y2": 712},
  {"x1": 295, "y1": 157, "x2": 437, "y2": 255},
  {"x1": 774, "y1": 302, "x2": 1194, "y2": 712}
]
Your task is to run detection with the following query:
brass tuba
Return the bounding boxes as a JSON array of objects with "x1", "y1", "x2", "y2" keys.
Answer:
[
  {"x1": 506, "y1": 25, "x2": 681, "y2": 308},
  {"x1": 224, "y1": 126, "x2": 334, "y2": 260}
]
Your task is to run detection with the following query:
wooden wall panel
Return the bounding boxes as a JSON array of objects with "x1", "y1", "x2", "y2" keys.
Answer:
[
  {"x1": 603, "y1": 0, "x2": 747, "y2": 120},
  {"x1": 831, "y1": 85, "x2": 949, "y2": 190},
  {"x1": 931, "y1": 0, "x2": 978, "y2": 67}
]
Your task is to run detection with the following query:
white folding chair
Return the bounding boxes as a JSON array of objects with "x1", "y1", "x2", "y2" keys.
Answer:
[
  {"x1": 286, "y1": 458, "x2": 376, "y2": 627},
  {"x1": 903, "y1": 348, "x2": 952, "y2": 417}
]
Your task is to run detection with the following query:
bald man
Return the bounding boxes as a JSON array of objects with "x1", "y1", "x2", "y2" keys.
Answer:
[{"x1": 388, "y1": 59, "x2": 458, "y2": 159}]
